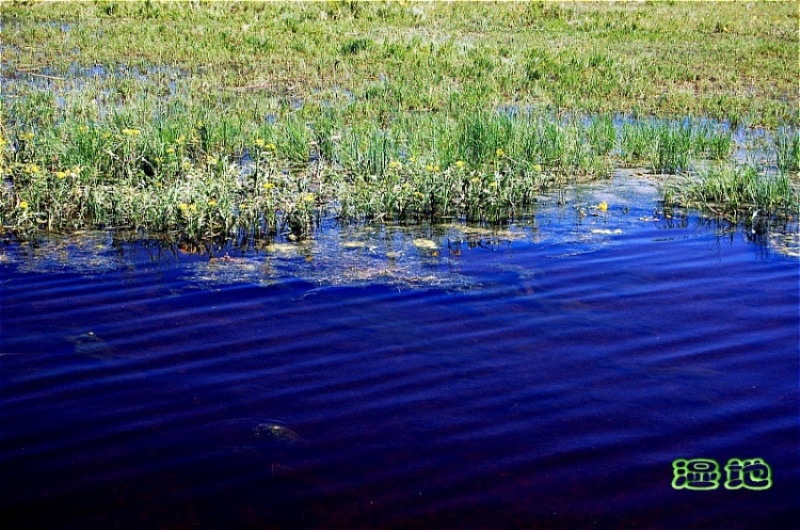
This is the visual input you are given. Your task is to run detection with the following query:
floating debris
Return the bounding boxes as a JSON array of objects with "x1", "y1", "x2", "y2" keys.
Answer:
[
  {"x1": 255, "y1": 422, "x2": 301, "y2": 445},
  {"x1": 341, "y1": 241, "x2": 367, "y2": 248},
  {"x1": 591, "y1": 229, "x2": 623, "y2": 235},
  {"x1": 413, "y1": 239, "x2": 438, "y2": 250},
  {"x1": 69, "y1": 331, "x2": 114, "y2": 360}
]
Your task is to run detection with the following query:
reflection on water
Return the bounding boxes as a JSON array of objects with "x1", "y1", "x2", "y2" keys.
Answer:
[{"x1": 1, "y1": 175, "x2": 798, "y2": 528}]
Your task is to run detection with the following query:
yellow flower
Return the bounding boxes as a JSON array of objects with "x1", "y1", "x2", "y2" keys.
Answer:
[
  {"x1": 176, "y1": 135, "x2": 186, "y2": 144},
  {"x1": 20, "y1": 132, "x2": 35, "y2": 140},
  {"x1": 433, "y1": 165, "x2": 440, "y2": 172},
  {"x1": 166, "y1": 147, "x2": 175, "y2": 154},
  {"x1": 26, "y1": 164, "x2": 41, "y2": 174},
  {"x1": 255, "y1": 138, "x2": 266, "y2": 147},
  {"x1": 262, "y1": 182, "x2": 275, "y2": 190},
  {"x1": 205, "y1": 155, "x2": 217, "y2": 164},
  {"x1": 178, "y1": 203, "x2": 189, "y2": 211},
  {"x1": 455, "y1": 160, "x2": 466, "y2": 169},
  {"x1": 197, "y1": 121, "x2": 204, "y2": 127},
  {"x1": 598, "y1": 201, "x2": 608, "y2": 211},
  {"x1": 388, "y1": 160, "x2": 402, "y2": 169},
  {"x1": 181, "y1": 161, "x2": 191, "y2": 170},
  {"x1": 189, "y1": 204, "x2": 198, "y2": 213},
  {"x1": 78, "y1": 125, "x2": 89, "y2": 133},
  {"x1": 489, "y1": 181, "x2": 499, "y2": 187},
  {"x1": 495, "y1": 148, "x2": 505, "y2": 157},
  {"x1": 409, "y1": 156, "x2": 417, "y2": 163},
  {"x1": 266, "y1": 143, "x2": 277, "y2": 151},
  {"x1": 414, "y1": 191, "x2": 424, "y2": 199},
  {"x1": 303, "y1": 193, "x2": 315, "y2": 203},
  {"x1": 470, "y1": 177, "x2": 480, "y2": 185},
  {"x1": 425, "y1": 164, "x2": 434, "y2": 172},
  {"x1": 207, "y1": 199, "x2": 218, "y2": 207},
  {"x1": 19, "y1": 201, "x2": 29, "y2": 210},
  {"x1": 533, "y1": 164, "x2": 542, "y2": 172},
  {"x1": 55, "y1": 171, "x2": 67, "y2": 179},
  {"x1": 122, "y1": 128, "x2": 141, "y2": 136}
]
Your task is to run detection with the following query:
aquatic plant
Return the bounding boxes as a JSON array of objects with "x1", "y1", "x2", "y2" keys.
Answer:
[
  {"x1": 775, "y1": 128, "x2": 800, "y2": 174},
  {"x1": 663, "y1": 164, "x2": 799, "y2": 215},
  {"x1": 1, "y1": 1, "x2": 796, "y2": 239}
]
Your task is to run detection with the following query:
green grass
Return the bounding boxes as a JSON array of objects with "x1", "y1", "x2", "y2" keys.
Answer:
[
  {"x1": 2, "y1": 1, "x2": 796, "y2": 124},
  {"x1": 1, "y1": 1, "x2": 798, "y2": 240}
]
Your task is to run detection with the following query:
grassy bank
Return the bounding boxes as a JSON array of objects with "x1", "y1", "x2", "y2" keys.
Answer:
[{"x1": 1, "y1": 1, "x2": 798, "y2": 239}]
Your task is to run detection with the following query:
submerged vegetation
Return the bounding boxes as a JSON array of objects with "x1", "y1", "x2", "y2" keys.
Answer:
[{"x1": 1, "y1": 1, "x2": 797, "y2": 240}]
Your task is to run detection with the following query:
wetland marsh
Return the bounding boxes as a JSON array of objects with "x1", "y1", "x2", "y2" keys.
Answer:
[{"x1": 1, "y1": 2, "x2": 798, "y2": 528}]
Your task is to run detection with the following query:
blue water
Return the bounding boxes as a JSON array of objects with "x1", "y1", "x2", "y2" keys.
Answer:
[{"x1": 1, "y1": 176, "x2": 798, "y2": 528}]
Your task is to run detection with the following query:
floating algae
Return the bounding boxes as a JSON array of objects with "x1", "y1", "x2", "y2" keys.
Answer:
[
  {"x1": 769, "y1": 231, "x2": 800, "y2": 257},
  {"x1": 182, "y1": 257, "x2": 271, "y2": 287},
  {"x1": 264, "y1": 243, "x2": 298, "y2": 255},
  {"x1": 438, "y1": 223, "x2": 529, "y2": 243}
]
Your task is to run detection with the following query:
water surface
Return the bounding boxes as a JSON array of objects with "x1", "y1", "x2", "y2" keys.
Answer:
[{"x1": 2, "y1": 176, "x2": 798, "y2": 528}]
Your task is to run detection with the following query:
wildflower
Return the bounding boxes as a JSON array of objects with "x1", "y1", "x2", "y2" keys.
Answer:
[
  {"x1": 19, "y1": 201, "x2": 29, "y2": 210},
  {"x1": 489, "y1": 181, "x2": 499, "y2": 187},
  {"x1": 207, "y1": 199, "x2": 218, "y2": 207},
  {"x1": 433, "y1": 165, "x2": 440, "y2": 172},
  {"x1": 70, "y1": 166, "x2": 81, "y2": 177},
  {"x1": 470, "y1": 177, "x2": 480, "y2": 185},
  {"x1": 178, "y1": 203, "x2": 189, "y2": 211},
  {"x1": 197, "y1": 121, "x2": 204, "y2": 127},
  {"x1": 166, "y1": 147, "x2": 175, "y2": 154},
  {"x1": 20, "y1": 132, "x2": 35, "y2": 140},
  {"x1": 533, "y1": 164, "x2": 543, "y2": 172},
  {"x1": 303, "y1": 193, "x2": 315, "y2": 203},
  {"x1": 598, "y1": 201, "x2": 608, "y2": 211},
  {"x1": 176, "y1": 135, "x2": 186, "y2": 144},
  {"x1": 266, "y1": 143, "x2": 277, "y2": 151},
  {"x1": 255, "y1": 138, "x2": 266, "y2": 147},
  {"x1": 26, "y1": 164, "x2": 41, "y2": 174},
  {"x1": 388, "y1": 160, "x2": 402, "y2": 170},
  {"x1": 495, "y1": 148, "x2": 505, "y2": 157},
  {"x1": 122, "y1": 128, "x2": 141, "y2": 136},
  {"x1": 262, "y1": 182, "x2": 275, "y2": 190},
  {"x1": 78, "y1": 125, "x2": 89, "y2": 133},
  {"x1": 189, "y1": 204, "x2": 198, "y2": 213},
  {"x1": 181, "y1": 161, "x2": 192, "y2": 170},
  {"x1": 425, "y1": 164, "x2": 434, "y2": 172},
  {"x1": 455, "y1": 160, "x2": 466, "y2": 169},
  {"x1": 55, "y1": 171, "x2": 67, "y2": 179},
  {"x1": 409, "y1": 156, "x2": 417, "y2": 163},
  {"x1": 206, "y1": 155, "x2": 217, "y2": 164}
]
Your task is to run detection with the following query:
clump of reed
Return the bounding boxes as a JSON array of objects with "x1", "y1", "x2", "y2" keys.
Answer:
[
  {"x1": 0, "y1": 98, "x2": 794, "y2": 240},
  {"x1": 663, "y1": 164, "x2": 799, "y2": 215},
  {"x1": 775, "y1": 128, "x2": 800, "y2": 174}
]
